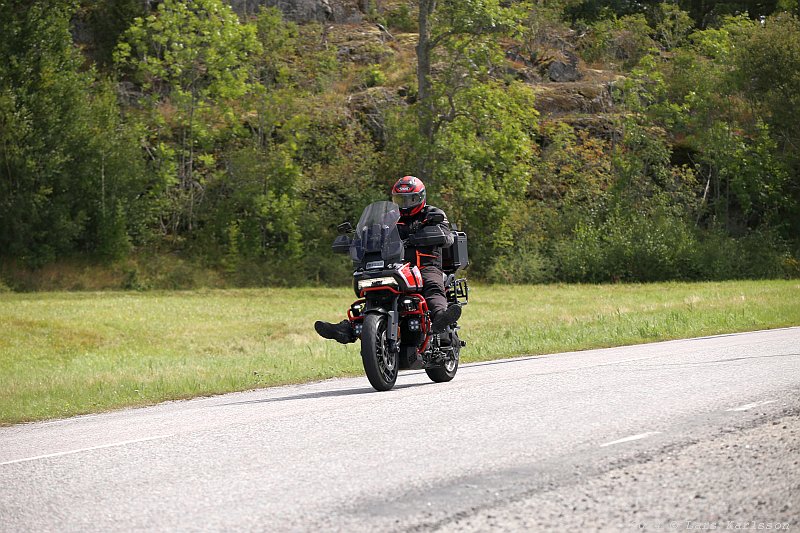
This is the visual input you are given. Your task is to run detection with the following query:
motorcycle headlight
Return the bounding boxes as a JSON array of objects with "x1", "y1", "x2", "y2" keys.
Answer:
[{"x1": 357, "y1": 277, "x2": 398, "y2": 291}]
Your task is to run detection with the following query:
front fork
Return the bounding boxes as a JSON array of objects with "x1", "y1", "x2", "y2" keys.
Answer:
[
  {"x1": 386, "y1": 298, "x2": 400, "y2": 353},
  {"x1": 349, "y1": 297, "x2": 402, "y2": 353}
]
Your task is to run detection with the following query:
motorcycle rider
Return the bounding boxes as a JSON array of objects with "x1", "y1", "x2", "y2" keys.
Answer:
[{"x1": 315, "y1": 176, "x2": 462, "y2": 344}]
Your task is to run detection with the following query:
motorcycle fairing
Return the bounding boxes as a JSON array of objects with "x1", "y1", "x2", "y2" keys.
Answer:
[{"x1": 349, "y1": 201, "x2": 403, "y2": 265}]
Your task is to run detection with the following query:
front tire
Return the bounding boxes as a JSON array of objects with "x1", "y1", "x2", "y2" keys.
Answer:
[{"x1": 361, "y1": 314, "x2": 398, "y2": 391}]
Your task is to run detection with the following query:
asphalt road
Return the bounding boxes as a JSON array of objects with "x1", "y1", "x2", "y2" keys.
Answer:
[{"x1": 1, "y1": 328, "x2": 799, "y2": 532}]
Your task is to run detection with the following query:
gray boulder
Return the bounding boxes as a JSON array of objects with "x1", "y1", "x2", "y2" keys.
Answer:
[
  {"x1": 548, "y1": 60, "x2": 581, "y2": 82},
  {"x1": 547, "y1": 51, "x2": 582, "y2": 82}
]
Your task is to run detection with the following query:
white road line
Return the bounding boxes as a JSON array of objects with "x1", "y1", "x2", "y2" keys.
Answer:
[
  {"x1": 0, "y1": 435, "x2": 173, "y2": 466},
  {"x1": 726, "y1": 400, "x2": 777, "y2": 412},
  {"x1": 600, "y1": 432, "x2": 662, "y2": 447}
]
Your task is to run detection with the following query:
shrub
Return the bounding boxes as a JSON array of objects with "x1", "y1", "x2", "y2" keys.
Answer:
[
  {"x1": 691, "y1": 230, "x2": 791, "y2": 280},
  {"x1": 579, "y1": 14, "x2": 656, "y2": 69},
  {"x1": 486, "y1": 248, "x2": 554, "y2": 284},
  {"x1": 553, "y1": 203, "x2": 699, "y2": 282},
  {"x1": 362, "y1": 64, "x2": 387, "y2": 88},
  {"x1": 384, "y1": 4, "x2": 417, "y2": 33},
  {"x1": 551, "y1": 206, "x2": 793, "y2": 283},
  {"x1": 784, "y1": 257, "x2": 800, "y2": 279}
]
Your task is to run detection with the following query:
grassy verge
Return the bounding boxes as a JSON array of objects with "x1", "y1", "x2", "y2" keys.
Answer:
[{"x1": 1, "y1": 280, "x2": 799, "y2": 425}]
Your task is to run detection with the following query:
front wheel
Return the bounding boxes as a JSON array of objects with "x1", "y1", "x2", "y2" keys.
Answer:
[{"x1": 361, "y1": 313, "x2": 398, "y2": 391}]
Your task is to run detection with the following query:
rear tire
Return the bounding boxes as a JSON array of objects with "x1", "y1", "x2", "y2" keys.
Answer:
[
  {"x1": 425, "y1": 333, "x2": 459, "y2": 383},
  {"x1": 361, "y1": 314, "x2": 398, "y2": 391}
]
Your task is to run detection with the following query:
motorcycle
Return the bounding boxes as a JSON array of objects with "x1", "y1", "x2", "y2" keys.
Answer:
[{"x1": 332, "y1": 201, "x2": 469, "y2": 391}]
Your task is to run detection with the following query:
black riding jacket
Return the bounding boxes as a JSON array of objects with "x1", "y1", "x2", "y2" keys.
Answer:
[{"x1": 397, "y1": 205, "x2": 454, "y2": 269}]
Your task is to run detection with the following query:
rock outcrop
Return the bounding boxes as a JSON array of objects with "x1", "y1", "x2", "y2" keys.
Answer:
[
  {"x1": 226, "y1": 0, "x2": 365, "y2": 23},
  {"x1": 327, "y1": 23, "x2": 396, "y2": 64},
  {"x1": 533, "y1": 80, "x2": 615, "y2": 115}
]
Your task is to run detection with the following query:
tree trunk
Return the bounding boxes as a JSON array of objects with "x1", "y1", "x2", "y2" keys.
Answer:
[
  {"x1": 188, "y1": 87, "x2": 196, "y2": 233},
  {"x1": 101, "y1": 154, "x2": 106, "y2": 219}
]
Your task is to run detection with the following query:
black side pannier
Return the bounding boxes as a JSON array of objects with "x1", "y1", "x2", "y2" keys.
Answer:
[{"x1": 442, "y1": 231, "x2": 468, "y2": 273}]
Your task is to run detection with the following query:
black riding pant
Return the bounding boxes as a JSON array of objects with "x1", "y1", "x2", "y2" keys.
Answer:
[{"x1": 420, "y1": 266, "x2": 447, "y2": 318}]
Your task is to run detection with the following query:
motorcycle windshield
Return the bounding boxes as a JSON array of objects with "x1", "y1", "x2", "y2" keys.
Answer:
[{"x1": 350, "y1": 201, "x2": 404, "y2": 265}]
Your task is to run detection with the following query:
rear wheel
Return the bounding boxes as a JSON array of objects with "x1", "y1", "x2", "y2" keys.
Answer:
[
  {"x1": 425, "y1": 333, "x2": 460, "y2": 383},
  {"x1": 361, "y1": 314, "x2": 398, "y2": 391}
]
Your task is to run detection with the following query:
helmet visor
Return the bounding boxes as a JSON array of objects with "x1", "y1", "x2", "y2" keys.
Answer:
[{"x1": 392, "y1": 192, "x2": 423, "y2": 209}]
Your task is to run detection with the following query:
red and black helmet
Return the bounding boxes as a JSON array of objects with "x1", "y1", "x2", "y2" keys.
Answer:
[{"x1": 391, "y1": 175, "x2": 426, "y2": 216}]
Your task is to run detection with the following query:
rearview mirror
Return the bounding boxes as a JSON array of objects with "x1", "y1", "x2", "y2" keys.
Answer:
[
  {"x1": 337, "y1": 221, "x2": 353, "y2": 234},
  {"x1": 332, "y1": 234, "x2": 351, "y2": 254}
]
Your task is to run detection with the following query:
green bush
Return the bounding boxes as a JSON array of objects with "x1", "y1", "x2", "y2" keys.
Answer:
[
  {"x1": 579, "y1": 14, "x2": 656, "y2": 69},
  {"x1": 384, "y1": 4, "x2": 418, "y2": 33},
  {"x1": 552, "y1": 221, "x2": 605, "y2": 283},
  {"x1": 362, "y1": 64, "x2": 387, "y2": 88},
  {"x1": 553, "y1": 205, "x2": 699, "y2": 282},
  {"x1": 784, "y1": 257, "x2": 800, "y2": 279},
  {"x1": 486, "y1": 248, "x2": 554, "y2": 284},
  {"x1": 551, "y1": 205, "x2": 793, "y2": 283},
  {"x1": 692, "y1": 230, "x2": 790, "y2": 280}
]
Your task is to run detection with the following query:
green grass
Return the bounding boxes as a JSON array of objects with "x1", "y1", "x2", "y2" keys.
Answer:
[{"x1": 1, "y1": 280, "x2": 799, "y2": 425}]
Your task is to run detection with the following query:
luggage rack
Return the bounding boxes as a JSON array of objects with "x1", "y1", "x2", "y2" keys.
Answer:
[{"x1": 447, "y1": 277, "x2": 469, "y2": 305}]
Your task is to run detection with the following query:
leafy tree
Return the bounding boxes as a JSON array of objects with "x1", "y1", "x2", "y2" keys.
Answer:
[
  {"x1": 415, "y1": 0, "x2": 522, "y2": 181},
  {"x1": 734, "y1": 14, "x2": 800, "y2": 157},
  {"x1": 385, "y1": 78, "x2": 539, "y2": 274},
  {"x1": 648, "y1": 2, "x2": 695, "y2": 50},
  {"x1": 682, "y1": 0, "x2": 780, "y2": 27},
  {"x1": 114, "y1": 0, "x2": 261, "y2": 234},
  {"x1": 253, "y1": 7, "x2": 299, "y2": 88},
  {"x1": 612, "y1": 11, "x2": 795, "y2": 251},
  {"x1": 0, "y1": 1, "x2": 145, "y2": 264},
  {"x1": 403, "y1": 1, "x2": 548, "y2": 272},
  {"x1": 580, "y1": 13, "x2": 656, "y2": 68},
  {"x1": 731, "y1": 13, "x2": 800, "y2": 238},
  {"x1": 434, "y1": 81, "x2": 539, "y2": 272}
]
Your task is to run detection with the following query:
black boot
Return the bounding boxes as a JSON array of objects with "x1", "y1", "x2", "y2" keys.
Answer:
[
  {"x1": 431, "y1": 305, "x2": 462, "y2": 333},
  {"x1": 314, "y1": 320, "x2": 356, "y2": 344}
]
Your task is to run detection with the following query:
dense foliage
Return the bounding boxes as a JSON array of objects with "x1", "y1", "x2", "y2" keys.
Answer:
[{"x1": 1, "y1": 0, "x2": 798, "y2": 288}]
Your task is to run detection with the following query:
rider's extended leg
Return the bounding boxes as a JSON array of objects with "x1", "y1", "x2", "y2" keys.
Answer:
[{"x1": 314, "y1": 320, "x2": 356, "y2": 344}]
